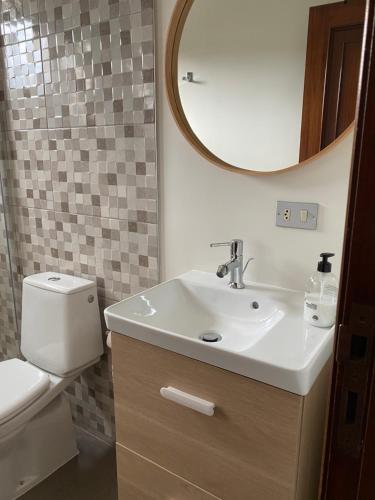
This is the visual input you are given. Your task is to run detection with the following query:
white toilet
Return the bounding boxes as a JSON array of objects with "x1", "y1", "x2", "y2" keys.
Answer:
[{"x1": 0, "y1": 272, "x2": 104, "y2": 500}]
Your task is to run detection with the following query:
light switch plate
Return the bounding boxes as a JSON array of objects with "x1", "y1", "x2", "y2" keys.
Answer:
[{"x1": 276, "y1": 201, "x2": 319, "y2": 230}]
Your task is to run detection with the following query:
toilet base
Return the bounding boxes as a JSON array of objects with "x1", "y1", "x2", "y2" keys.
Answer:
[{"x1": 0, "y1": 394, "x2": 78, "y2": 500}]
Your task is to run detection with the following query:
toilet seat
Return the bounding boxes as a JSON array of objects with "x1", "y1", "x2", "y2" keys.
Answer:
[
  {"x1": 0, "y1": 361, "x2": 75, "y2": 441},
  {"x1": 0, "y1": 359, "x2": 50, "y2": 426}
]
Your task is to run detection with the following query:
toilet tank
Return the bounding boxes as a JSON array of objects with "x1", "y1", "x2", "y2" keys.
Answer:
[{"x1": 21, "y1": 273, "x2": 104, "y2": 377}]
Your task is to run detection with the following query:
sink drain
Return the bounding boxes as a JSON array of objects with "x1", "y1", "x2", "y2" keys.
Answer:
[{"x1": 199, "y1": 331, "x2": 222, "y2": 343}]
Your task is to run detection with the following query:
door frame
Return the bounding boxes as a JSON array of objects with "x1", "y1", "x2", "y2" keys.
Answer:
[{"x1": 321, "y1": 0, "x2": 375, "y2": 497}]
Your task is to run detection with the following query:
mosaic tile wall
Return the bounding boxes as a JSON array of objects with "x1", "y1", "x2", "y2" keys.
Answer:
[
  {"x1": 0, "y1": 0, "x2": 158, "y2": 442},
  {"x1": 0, "y1": 170, "x2": 19, "y2": 361}
]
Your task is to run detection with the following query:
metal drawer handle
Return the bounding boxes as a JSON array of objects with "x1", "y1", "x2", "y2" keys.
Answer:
[{"x1": 160, "y1": 386, "x2": 215, "y2": 416}]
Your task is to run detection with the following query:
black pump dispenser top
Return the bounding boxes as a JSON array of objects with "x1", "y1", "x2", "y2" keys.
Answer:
[{"x1": 317, "y1": 252, "x2": 335, "y2": 273}]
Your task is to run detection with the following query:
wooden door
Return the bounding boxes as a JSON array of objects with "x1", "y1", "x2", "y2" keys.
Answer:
[
  {"x1": 321, "y1": 0, "x2": 375, "y2": 498},
  {"x1": 299, "y1": 0, "x2": 366, "y2": 162}
]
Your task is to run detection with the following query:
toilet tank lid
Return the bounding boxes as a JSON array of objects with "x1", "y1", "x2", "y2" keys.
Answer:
[{"x1": 23, "y1": 272, "x2": 97, "y2": 295}]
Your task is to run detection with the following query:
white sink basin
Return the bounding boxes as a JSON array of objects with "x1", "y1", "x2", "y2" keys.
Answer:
[{"x1": 104, "y1": 270, "x2": 334, "y2": 395}]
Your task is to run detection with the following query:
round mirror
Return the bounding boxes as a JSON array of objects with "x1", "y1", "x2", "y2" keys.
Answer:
[{"x1": 165, "y1": 0, "x2": 365, "y2": 174}]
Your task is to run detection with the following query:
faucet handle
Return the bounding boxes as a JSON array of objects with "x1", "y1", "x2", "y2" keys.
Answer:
[
  {"x1": 210, "y1": 239, "x2": 243, "y2": 258},
  {"x1": 210, "y1": 241, "x2": 232, "y2": 248}
]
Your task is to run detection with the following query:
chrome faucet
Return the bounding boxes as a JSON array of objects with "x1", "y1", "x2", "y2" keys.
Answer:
[{"x1": 210, "y1": 239, "x2": 253, "y2": 289}]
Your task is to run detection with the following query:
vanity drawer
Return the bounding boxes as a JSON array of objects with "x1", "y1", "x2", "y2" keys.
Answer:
[
  {"x1": 112, "y1": 333, "x2": 303, "y2": 500},
  {"x1": 117, "y1": 444, "x2": 221, "y2": 499}
]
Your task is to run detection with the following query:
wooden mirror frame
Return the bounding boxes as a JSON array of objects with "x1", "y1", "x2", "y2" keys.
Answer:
[{"x1": 165, "y1": 0, "x2": 355, "y2": 176}]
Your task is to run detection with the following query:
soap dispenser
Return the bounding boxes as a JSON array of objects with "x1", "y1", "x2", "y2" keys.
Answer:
[{"x1": 304, "y1": 253, "x2": 338, "y2": 328}]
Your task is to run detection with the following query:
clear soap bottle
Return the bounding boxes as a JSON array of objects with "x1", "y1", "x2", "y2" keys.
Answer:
[{"x1": 304, "y1": 253, "x2": 338, "y2": 328}]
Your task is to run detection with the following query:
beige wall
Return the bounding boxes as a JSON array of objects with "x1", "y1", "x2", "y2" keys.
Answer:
[{"x1": 156, "y1": 0, "x2": 354, "y2": 291}]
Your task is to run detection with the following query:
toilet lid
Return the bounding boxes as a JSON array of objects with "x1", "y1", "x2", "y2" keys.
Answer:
[{"x1": 0, "y1": 359, "x2": 50, "y2": 425}]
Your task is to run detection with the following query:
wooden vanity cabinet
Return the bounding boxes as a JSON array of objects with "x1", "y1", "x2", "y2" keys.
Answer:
[{"x1": 112, "y1": 333, "x2": 330, "y2": 500}]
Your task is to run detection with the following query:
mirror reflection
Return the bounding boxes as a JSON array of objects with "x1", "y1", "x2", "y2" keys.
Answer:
[{"x1": 177, "y1": 0, "x2": 365, "y2": 172}]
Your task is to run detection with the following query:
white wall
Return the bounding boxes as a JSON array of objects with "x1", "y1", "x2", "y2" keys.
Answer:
[
  {"x1": 156, "y1": 0, "x2": 354, "y2": 292},
  {"x1": 178, "y1": 0, "x2": 338, "y2": 171}
]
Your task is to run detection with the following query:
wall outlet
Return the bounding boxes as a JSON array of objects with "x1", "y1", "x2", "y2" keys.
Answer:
[
  {"x1": 283, "y1": 208, "x2": 291, "y2": 222},
  {"x1": 276, "y1": 201, "x2": 319, "y2": 230}
]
